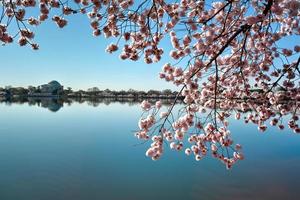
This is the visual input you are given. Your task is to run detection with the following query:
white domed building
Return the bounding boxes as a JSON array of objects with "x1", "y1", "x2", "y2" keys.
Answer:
[{"x1": 40, "y1": 81, "x2": 64, "y2": 95}]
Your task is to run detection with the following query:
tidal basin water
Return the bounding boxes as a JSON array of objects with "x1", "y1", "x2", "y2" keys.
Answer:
[{"x1": 0, "y1": 101, "x2": 299, "y2": 200}]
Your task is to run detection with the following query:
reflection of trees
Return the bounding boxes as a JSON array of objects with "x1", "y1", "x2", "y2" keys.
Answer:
[
  {"x1": 87, "y1": 101, "x2": 100, "y2": 107},
  {"x1": 1, "y1": 96, "x2": 298, "y2": 119},
  {"x1": 0, "y1": 97, "x2": 178, "y2": 112},
  {"x1": 39, "y1": 98, "x2": 64, "y2": 112},
  {"x1": 1, "y1": 97, "x2": 63, "y2": 112}
]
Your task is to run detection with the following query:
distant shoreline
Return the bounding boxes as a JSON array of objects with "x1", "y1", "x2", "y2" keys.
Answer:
[
  {"x1": 0, "y1": 81, "x2": 180, "y2": 100},
  {"x1": 0, "y1": 80, "x2": 289, "y2": 103}
]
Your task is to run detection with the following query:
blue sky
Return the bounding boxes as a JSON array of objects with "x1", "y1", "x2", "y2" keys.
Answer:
[{"x1": 0, "y1": 14, "x2": 175, "y2": 91}]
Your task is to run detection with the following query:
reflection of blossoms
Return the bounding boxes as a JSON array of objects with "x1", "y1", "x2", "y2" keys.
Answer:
[{"x1": 1, "y1": 0, "x2": 300, "y2": 168}]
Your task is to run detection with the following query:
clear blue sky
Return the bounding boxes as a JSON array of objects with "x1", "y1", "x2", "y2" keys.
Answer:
[{"x1": 0, "y1": 14, "x2": 175, "y2": 91}]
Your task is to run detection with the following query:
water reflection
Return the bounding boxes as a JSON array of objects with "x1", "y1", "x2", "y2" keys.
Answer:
[
  {"x1": 0, "y1": 97, "x2": 176, "y2": 112},
  {"x1": 0, "y1": 101, "x2": 299, "y2": 200}
]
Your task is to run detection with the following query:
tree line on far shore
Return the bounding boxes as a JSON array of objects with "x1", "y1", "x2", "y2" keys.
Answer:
[{"x1": 0, "y1": 86, "x2": 179, "y2": 99}]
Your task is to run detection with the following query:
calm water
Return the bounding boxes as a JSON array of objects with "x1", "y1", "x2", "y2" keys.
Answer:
[{"x1": 0, "y1": 101, "x2": 299, "y2": 200}]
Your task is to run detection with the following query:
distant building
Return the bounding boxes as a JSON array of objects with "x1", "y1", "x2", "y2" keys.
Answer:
[
  {"x1": 40, "y1": 81, "x2": 63, "y2": 94},
  {"x1": 29, "y1": 81, "x2": 63, "y2": 96}
]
